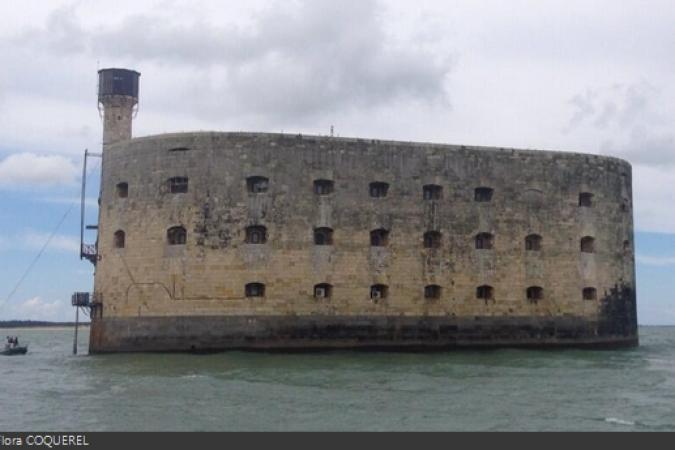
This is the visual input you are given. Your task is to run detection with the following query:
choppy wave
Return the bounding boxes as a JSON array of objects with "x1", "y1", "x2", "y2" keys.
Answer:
[
  {"x1": 2, "y1": 326, "x2": 675, "y2": 431},
  {"x1": 604, "y1": 417, "x2": 635, "y2": 427}
]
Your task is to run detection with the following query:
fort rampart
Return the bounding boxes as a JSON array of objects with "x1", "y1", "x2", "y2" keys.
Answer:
[{"x1": 89, "y1": 132, "x2": 638, "y2": 352}]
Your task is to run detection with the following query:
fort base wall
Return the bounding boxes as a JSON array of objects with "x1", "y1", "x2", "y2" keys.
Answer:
[{"x1": 89, "y1": 312, "x2": 638, "y2": 354}]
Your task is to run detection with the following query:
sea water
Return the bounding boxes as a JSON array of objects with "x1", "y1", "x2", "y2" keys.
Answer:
[{"x1": 1, "y1": 326, "x2": 673, "y2": 431}]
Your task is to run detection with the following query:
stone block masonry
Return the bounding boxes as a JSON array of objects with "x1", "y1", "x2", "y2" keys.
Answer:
[{"x1": 89, "y1": 132, "x2": 637, "y2": 352}]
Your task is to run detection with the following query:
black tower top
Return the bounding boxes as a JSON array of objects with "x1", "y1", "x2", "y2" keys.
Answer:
[{"x1": 98, "y1": 68, "x2": 141, "y2": 101}]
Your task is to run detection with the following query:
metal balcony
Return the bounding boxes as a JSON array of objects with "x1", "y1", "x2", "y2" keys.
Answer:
[{"x1": 81, "y1": 243, "x2": 98, "y2": 265}]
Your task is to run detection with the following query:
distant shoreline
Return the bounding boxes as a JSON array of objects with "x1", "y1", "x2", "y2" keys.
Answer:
[{"x1": 0, "y1": 321, "x2": 91, "y2": 329}]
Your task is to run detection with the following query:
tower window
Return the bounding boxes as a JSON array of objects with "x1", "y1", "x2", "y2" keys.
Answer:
[
  {"x1": 525, "y1": 234, "x2": 542, "y2": 251},
  {"x1": 247, "y1": 176, "x2": 269, "y2": 194},
  {"x1": 423, "y1": 185, "x2": 442, "y2": 201},
  {"x1": 477, "y1": 285, "x2": 494, "y2": 303},
  {"x1": 583, "y1": 288, "x2": 597, "y2": 301},
  {"x1": 246, "y1": 283, "x2": 266, "y2": 298},
  {"x1": 579, "y1": 192, "x2": 594, "y2": 208},
  {"x1": 369, "y1": 182, "x2": 389, "y2": 198},
  {"x1": 527, "y1": 286, "x2": 544, "y2": 304},
  {"x1": 314, "y1": 284, "x2": 333, "y2": 300},
  {"x1": 246, "y1": 226, "x2": 268, "y2": 245},
  {"x1": 167, "y1": 226, "x2": 187, "y2": 246},
  {"x1": 370, "y1": 284, "x2": 388, "y2": 302},
  {"x1": 475, "y1": 233, "x2": 494, "y2": 250},
  {"x1": 314, "y1": 228, "x2": 334, "y2": 246},
  {"x1": 114, "y1": 230, "x2": 125, "y2": 249},
  {"x1": 370, "y1": 229, "x2": 390, "y2": 247},
  {"x1": 424, "y1": 231, "x2": 442, "y2": 249},
  {"x1": 425, "y1": 285, "x2": 442, "y2": 300},
  {"x1": 314, "y1": 180, "x2": 334, "y2": 195},
  {"x1": 475, "y1": 187, "x2": 494, "y2": 202},
  {"x1": 168, "y1": 177, "x2": 189, "y2": 194},
  {"x1": 116, "y1": 182, "x2": 128, "y2": 198},
  {"x1": 581, "y1": 237, "x2": 595, "y2": 253}
]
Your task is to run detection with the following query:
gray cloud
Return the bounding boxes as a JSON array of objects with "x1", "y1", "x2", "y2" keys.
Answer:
[
  {"x1": 0, "y1": 153, "x2": 78, "y2": 188},
  {"x1": 566, "y1": 82, "x2": 675, "y2": 166},
  {"x1": 1, "y1": 296, "x2": 72, "y2": 322},
  {"x1": 565, "y1": 89, "x2": 597, "y2": 131},
  {"x1": 471, "y1": 1, "x2": 675, "y2": 70},
  {"x1": 602, "y1": 129, "x2": 675, "y2": 167},
  {"x1": 14, "y1": 0, "x2": 453, "y2": 124},
  {"x1": 637, "y1": 254, "x2": 675, "y2": 267},
  {"x1": 39, "y1": 5, "x2": 88, "y2": 54},
  {"x1": 565, "y1": 82, "x2": 658, "y2": 132}
]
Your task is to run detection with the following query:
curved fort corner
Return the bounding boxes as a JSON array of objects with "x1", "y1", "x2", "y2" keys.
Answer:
[{"x1": 87, "y1": 70, "x2": 638, "y2": 353}]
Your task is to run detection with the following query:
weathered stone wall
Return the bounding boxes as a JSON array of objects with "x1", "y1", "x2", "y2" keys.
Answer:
[
  {"x1": 90, "y1": 132, "x2": 637, "y2": 352},
  {"x1": 101, "y1": 95, "x2": 136, "y2": 146}
]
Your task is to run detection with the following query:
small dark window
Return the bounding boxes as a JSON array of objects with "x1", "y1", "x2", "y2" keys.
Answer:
[
  {"x1": 475, "y1": 233, "x2": 494, "y2": 250},
  {"x1": 425, "y1": 285, "x2": 442, "y2": 300},
  {"x1": 370, "y1": 182, "x2": 389, "y2": 198},
  {"x1": 621, "y1": 200, "x2": 629, "y2": 212},
  {"x1": 526, "y1": 234, "x2": 542, "y2": 251},
  {"x1": 423, "y1": 185, "x2": 442, "y2": 201},
  {"x1": 246, "y1": 283, "x2": 265, "y2": 298},
  {"x1": 475, "y1": 187, "x2": 494, "y2": 202},
  {"x1": 623, "y1": 240, "x2": 631, "y2": 253},
  {"x1": 247, "y1": 176, "x2": 269, "y2": 194},
  {"x1": 168, "y1": 177, "x2": 189, "y2": 194},
  {"x1": 246, "y1": 226, "x2": 268, "y2": 244},
  {"x1": 116, "y1": 182, "x2": 128, "y2": 198},
  {"x1": 370, "y1": 229, "x2": 390, "y2": 247},
  {"x1": 167, "y1": 226, "x2": 187, "y2": 246},
  {"x1": 424, "y1": 231, "x2": 442, "y2": 249},
  {"x1": 370, "y1": 284, "x2": 388, "y2": 302},
  {"x1": 583, "y1": 288, "x2": 597, "y2": 301},
  {"x1": 477, "y1": 285, "x2": 494, "y2": 303},
  {"x1": 314, "y1": 284, "x2": 333, "y2": 299},
  {"x1": 168, "y1": 147, "x2": 190, "y2": 153},
  {"x1": 114, "y1": 230, "x2": 125, "y2": 249},
  {"x1": 314, "y1": 228, "x2": 334, "y2": 246},
  {"x1": 527, "y1": 286, "x2": 544, "y2": 304},
  {"x1": 314, "y1": 180, "x2": 334, "y2": 195},
  {"x1": 581, "y1": 237, "x2": 595, "y2": 253},
  {"x1": 579, "y1": 193, "x2": 594, "y2": 207}
]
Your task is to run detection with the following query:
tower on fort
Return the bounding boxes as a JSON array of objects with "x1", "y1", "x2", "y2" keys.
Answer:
[
  {"x1": 73, "y1": 67, "x2": 638, "y2": 353},
  {"x1": 98, "y1": 68, "x2": 141, "y2": 146}
]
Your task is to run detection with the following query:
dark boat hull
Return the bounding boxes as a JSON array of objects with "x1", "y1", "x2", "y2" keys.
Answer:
[{"x1": 1, "y1": 346, "x2": 28, "y2": 356}]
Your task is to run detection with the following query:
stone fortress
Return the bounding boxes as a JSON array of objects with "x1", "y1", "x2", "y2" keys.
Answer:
[{"x1": 85, "y1": 68, "x2": 638, "y2": 353}]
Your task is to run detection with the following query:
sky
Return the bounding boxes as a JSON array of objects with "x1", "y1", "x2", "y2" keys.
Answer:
[{"x1": 0, "y1": 0, "x2": 673, "y2": 324}]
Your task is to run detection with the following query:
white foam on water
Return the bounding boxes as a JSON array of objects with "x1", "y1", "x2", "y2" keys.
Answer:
[
  {"x1": 605, "y1": 417, "x2": 635, "y2": 426},
  {"x1": 181, "y1": 374, "x2": 207, "y2": 380},
  {"x1": 109, "y1": 385, "x2": 127, "y2": 394}
]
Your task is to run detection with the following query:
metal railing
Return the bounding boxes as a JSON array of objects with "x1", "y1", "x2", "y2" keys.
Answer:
[{"x1": 81, "y1": 243, "x2": 98, "y2": 265}]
